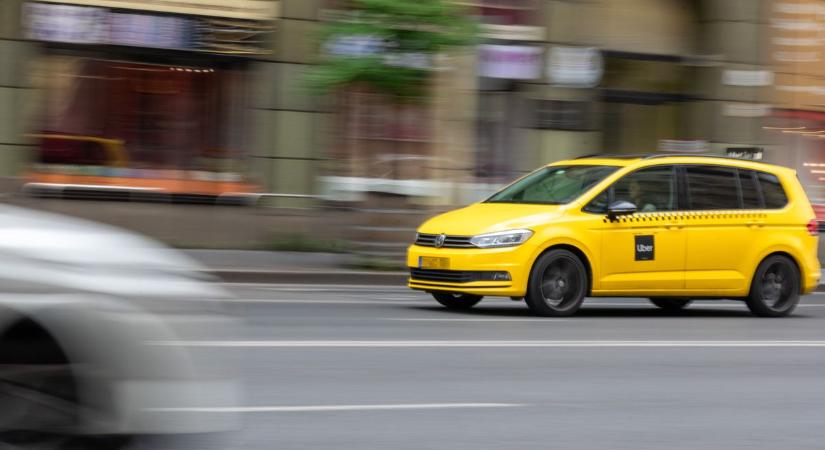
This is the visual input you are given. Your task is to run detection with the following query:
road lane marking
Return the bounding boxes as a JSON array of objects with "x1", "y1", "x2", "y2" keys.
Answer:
[
  {"x1": 148, "y1": 403, "x2": 524, "y2": 413},
  {"x1": 384, "y1": 318, "x2": 568, "y2": 322},
  {"x1": 594, "y1": 303, "x2": 825, "y2": 308},
  {"x1": 153, "y1": 340, "x2": 825, "y2": 348},
  {"x1": 224, "y1": 283, "x2": 412, "y2": 291},
  {"x1": 230, "y1": 299, "x2": 431, "y2": 305}
]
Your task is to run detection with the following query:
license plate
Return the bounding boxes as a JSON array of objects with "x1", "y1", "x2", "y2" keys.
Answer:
[{"x1": 419, "y1": 256, "x2": 450, "y2": 270}]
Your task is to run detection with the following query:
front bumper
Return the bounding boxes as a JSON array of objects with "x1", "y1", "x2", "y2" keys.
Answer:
[{"x1": 406, "y1": 244, "x2": 531, "y2": 297}]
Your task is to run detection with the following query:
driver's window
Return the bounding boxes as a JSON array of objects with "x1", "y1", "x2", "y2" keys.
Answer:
[{"x1": 611, "y1": 166, "x2": 677, "y2": 212}]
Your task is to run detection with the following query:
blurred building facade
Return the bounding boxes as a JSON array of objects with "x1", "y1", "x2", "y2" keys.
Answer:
[
  {"x1": 0, "y1": 0, "x2": 323, "y2": 207},
  {"x1": 2, "y1": 0, "x2": 825, "y2": 211}
]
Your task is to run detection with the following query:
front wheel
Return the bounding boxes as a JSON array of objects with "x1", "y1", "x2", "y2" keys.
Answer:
[
  {"x1": 524, "y1": 249, "x2": 588, "y2": 317},
  {"x1": 431, "y1": 292, "x2": 483, "y2": 311},
  {"x1": 649, "y1": 297, "x2": 692, "y2": 311},
  {"x1": 745, "y1": 255, "x2": 801, "y2": 317}
]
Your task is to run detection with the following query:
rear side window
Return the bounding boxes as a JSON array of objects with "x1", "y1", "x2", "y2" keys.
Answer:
[
  {"x1": 739, "y1": 170, "x2": 761, "y2": 209},
  {"x1": 686, "y1": 165, "x2": 739, "y2": 210},
  {"x1": 757, "y1": 172, "x2": 788, "y2": 209}
]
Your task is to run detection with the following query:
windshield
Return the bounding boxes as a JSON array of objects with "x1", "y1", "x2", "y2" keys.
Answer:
[{"x1": 486, "y1": 165, "x2": 619, "y2": 205}]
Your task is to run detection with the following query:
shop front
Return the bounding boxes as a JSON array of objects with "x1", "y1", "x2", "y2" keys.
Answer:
[{"x1": 22, "y1": 0, "x2": 277, "y2": 202}]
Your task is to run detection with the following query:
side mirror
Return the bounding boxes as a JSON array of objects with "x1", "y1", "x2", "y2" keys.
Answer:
[{"x1": 607, "y1": 201, "x2": 637, "y2": 220}]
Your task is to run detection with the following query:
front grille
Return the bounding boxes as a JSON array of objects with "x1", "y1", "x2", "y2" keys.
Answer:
[
  {"x1": 415, "y1": 233, "x2": 475, "y2": 248},
  {"x1": 410, "y1": 268, "x2": 473, "y2": 283},
  {"x1": 409, "y1": 268, "x2": 511, "y2": 283}
]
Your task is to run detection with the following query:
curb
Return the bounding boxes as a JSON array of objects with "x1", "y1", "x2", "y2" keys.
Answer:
[{"x1": 208, "y1": 269, "x2": 408, "y2": 285}]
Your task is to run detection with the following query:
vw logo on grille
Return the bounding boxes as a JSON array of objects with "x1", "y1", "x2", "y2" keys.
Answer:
[{"x1": 434, "y1": 233, "x2": 447, "y2": 248}]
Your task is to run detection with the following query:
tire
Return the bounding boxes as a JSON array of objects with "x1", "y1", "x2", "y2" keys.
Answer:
[
  {"x1": 745, "y1": 255, "x2": 801, "y2": 317},
  {"x1": 649, "y1": 297, "x2": 692, "y2": 311},
  {"x1": 431, "y1": 292, "x2": 483, "y2": 311},
  {"x1": 525, "y1": 249, "x2": 588, "y2": 317}
]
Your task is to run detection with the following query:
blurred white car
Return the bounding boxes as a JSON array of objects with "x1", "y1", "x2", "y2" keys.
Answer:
[{"x1": 0, "y1": 205, "x2": 239, "y2": 448}]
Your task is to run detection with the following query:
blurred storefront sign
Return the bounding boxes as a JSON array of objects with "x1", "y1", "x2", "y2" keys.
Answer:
[
  {"x1": 722, "y1": 69, "x2": 774, "y2": 87},
  {"x1": 478, "y1": 45, "x2": 542, "y2": 80},
  {"x1": 726, "y1": 147, "x2": 764, "y2": 160},
  {"x1": 547, "y1": 46, "x2": 603, "y2": 88},
  {"x1": 109, "y1": 12, "x2": 194, "y2": 49},
  {"x1": 324, "y1": 35, "x2": 433, "y2": 70},
  {"x1": 25, "y1": 1, "x2": 273, "y2": 55},
  {"x1": 722, "y1": 102, "x2": 772, "y2": 117},
  {"x1": 480, "y1": 24, "x2": 543, "y2": 41},
  {"x1": 34, "y1": 0, "x2": 278, "y2": 20},
  {"x1": 25, "y1": 3, "x2": 109, "y2": 44},
  {"x1": 658, "y1": 139, "x2": 708, "y2": 153}
]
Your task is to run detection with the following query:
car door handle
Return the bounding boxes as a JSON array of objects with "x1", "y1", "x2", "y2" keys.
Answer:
[{"x1": 745, "y1": 220, "x2": 764, "y2": 227}]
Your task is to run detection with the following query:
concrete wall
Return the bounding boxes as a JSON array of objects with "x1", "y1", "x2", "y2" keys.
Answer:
[{"x1": 0, "y1": 0, "x2": 35, "y2": 179}]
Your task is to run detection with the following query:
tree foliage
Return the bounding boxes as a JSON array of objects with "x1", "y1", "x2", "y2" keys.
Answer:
[{"x1": 305, "y1": 0, "x2": 478, "y2": 99}]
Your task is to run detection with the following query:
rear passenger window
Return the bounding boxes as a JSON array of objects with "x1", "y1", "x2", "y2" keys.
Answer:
[
  {"x1": 739, "y1": 170, "x2": 761, "y2": 209},
  {"x1": 757, "y1": 172, "x2": 788, "y2": 209},
  {"x1": 686, "y1": 165, "x2": 739, "y2": 210}
]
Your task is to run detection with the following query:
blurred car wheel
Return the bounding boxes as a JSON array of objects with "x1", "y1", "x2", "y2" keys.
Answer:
[
  {"x1": 746, "y1": 255, "x2": 800, "y2": 317},
  {"x1": 525, "y1": 249, "x2": 587, "y2": 317}
]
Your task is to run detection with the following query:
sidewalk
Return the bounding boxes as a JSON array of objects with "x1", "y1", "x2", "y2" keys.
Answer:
[
  {"x1": 186, "y1": 249, "x2": 825, "y2": 292},
  {"x1": 185, "y1": 250, "x2": 408, "y2": 285}
]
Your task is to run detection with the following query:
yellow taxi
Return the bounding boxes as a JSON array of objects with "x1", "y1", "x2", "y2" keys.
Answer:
[{"x1": 407, "y1": 155, "x2": 821, "y2": 317}]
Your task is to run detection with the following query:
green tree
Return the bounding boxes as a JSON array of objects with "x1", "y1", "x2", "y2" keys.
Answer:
[{"x1": 306, "y1": 0, "x2": 478, "y2": 99}]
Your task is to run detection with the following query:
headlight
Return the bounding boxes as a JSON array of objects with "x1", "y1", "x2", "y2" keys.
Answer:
[{"x1": 469, "y1": 229, "x2": 533, "y2": 248}]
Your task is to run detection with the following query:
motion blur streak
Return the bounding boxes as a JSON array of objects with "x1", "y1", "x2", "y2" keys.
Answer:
[{"x1": 2, "y1": 0, "x2": 825, "y2": 449}]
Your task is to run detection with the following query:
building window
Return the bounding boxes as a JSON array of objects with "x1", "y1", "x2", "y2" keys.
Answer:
[
  {"x1": 533, "y1": 100, "x2": 595, "y2": 131},
  {"x1": 346, "y1": 91, "x2": 431, "y2": 142}
]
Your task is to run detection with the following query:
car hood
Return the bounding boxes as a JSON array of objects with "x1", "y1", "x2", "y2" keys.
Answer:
[
  {"x1": 0, "y1": 205, "x2": 232, "y2": 302},
  {"x1": 418, "y1": 203, "x2": 564, "y2": 236},
  {"x1": 0, "y1": 204, "x2": 204, "y2": 271}
]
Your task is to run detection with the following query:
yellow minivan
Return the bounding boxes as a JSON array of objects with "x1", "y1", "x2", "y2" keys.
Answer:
[{"x1": 407, "y1": 155, "x2": 821, "y2": 317}]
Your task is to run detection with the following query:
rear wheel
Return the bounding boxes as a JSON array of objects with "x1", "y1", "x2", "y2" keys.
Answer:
[
  {"x1": 525, "y1": 249, "x2": 588, "y2": 317},
  {"x1": 745, "y1": 255, "x2": 800, "y2": 317},
  {"x1": 431, "y1": 292, "x2": 483, "y2": 311},
  {"x1": 649, "y1": 297, "x2": 692, "y2": 311}
]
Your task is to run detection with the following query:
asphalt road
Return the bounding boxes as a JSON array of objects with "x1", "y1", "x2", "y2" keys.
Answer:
[{"x1": 183, "y1": 285, "x2": 825, "y2": 450}]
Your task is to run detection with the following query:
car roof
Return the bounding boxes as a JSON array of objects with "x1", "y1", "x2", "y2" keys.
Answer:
[{"x1": 552, "y1": 154, "x2": 792, "y2": 173}]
